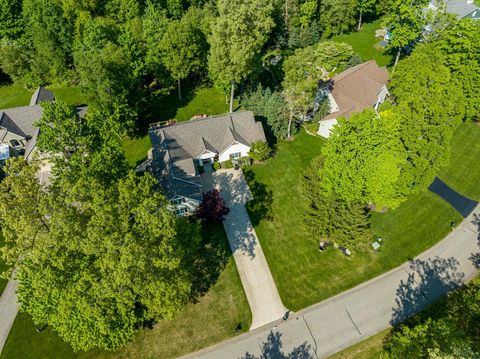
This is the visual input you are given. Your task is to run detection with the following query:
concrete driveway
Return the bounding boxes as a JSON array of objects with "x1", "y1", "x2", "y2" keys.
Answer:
[
  {"x1": 202, "y1": 169, "x2": 288, "y2": 330},
  {"x1": 181, "y1": 205, "x2": 480, "y2": 359}
]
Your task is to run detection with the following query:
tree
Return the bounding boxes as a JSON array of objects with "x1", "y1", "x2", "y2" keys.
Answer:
[
  {"x1": 159, "y1": 14, "x2": 206, "y2": 100},
  {"x1": 241, "y1": 86, "x2": 294, "y2": 140},
  {"x1": 208, "y1": 0, "x2": 274, "y2": 112},
  {"x1": 301, "y1": 156, "x2": 372, "y2": 249},
  {"x1": 320, "y1": 109, "x2": 407, "y2": 209},
  {"x1": 385, "y1": 0, "x2": 428, "y2": 67},
  {"x1": 319, "y1": 0, "x2": 357, "y2": 37},
  {"x1": 196, "y1": 189, "x2": 230, "y2": 223},
  {"x1": 390, "y1": 46, "x2": 463, "y2": 192},
  {"x1": 357, "y1": 0, "x2": 377, "y2": 30},
  {"x1": 0, "y1": 0, "x2": 23, "y2": 39},
  {"x1": 249, "y1": 141, "x2": 272, "y2": 162},
  {"x1": 282, "y1": 41, "x2": 354, "y2": 137}
]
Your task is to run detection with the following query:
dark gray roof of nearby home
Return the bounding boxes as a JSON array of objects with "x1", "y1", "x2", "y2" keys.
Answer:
[
  {"x1": 149, "y1": 129, "x2": 203, "y2": 201},
  {"x1": 430, "y1": 0, "x2": 480, "y2": 19},
  {"x1": 158, "y1": 111, "x2": 266, "y2": 162},
  {"x1": 149, "y1": 111, "x2": 266, "y2": 201},
  {"x1": 0, "y1": 112, "x2": 26, "y2": 137},
  {"x1": 30, "y1": 87, "x2": 55, "y2": 106},
  {"x1": 446, "y1": 0, "x2": 479, "y2": 18},
  {"x1": 0, "y1": 105, "x2": 43, "y2": 137}
]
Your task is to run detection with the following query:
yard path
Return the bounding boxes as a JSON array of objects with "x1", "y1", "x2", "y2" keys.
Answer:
[
  {"x1": 181, "y1": 204, "x2": 480, "y2": 359},
  {"x1": 202, "y1": 169, "x2": 288, "y2": 330},
  {"x1": 0, "y1": 279, "x2": 19, "y2": 354}
]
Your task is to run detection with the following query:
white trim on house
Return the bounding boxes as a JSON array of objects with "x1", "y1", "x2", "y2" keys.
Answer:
[
  {"x1": 170, "y1": 195, "x2": 201, "y2": 217},
  {"x1": 218, "y1": 142, "x2": 251, "y2": 162},
  {"x1": 374, "y1": 85, "x2": 389, "y2": 110}
]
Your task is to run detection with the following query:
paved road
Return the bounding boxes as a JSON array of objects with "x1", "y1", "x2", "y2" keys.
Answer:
[
  {"x1": 0, "y1": 279, "x2": 19, "y2": 353},
  {"x1": 202, "y1": 169, "x2": 288, "y2": 330},
  {"x1": 181, "y1": 205, "x2": 480, "y2": 359}
]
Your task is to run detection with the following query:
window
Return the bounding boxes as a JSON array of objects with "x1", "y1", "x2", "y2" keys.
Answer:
[
  {"x1": 176, "y1": 207, "x2": 187, "y2": 216},
  {"x1": 230, "y1": 152, "x2": 241, "y2": 160},
  {"x1": 172, "y1": 197, "x2": 186, "y2": 205},
  {"x1": 10, "y1": 139, "x2": 20, "y2": 147}
]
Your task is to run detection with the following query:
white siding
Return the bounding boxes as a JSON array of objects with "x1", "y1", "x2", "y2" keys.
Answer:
[
  {"x1": 218, "y1": 142, "x2": 251, "y2": 162},
  {"x1": 198, "y1": 151, "x2": 217, "y2": 160},
  {"x1": 374, "y1": 85, "x2": 389, "y2": 110},
  {"x1": 317, "y1": 118, "x2": 338, "y2": 138}
]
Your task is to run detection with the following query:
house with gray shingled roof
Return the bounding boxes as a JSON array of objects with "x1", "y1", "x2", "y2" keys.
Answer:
[
  {"x1": 428, "y1": 0, "x2": 480, "y2": 20},
  {"x1": 0, "y1": 87, "x2": 54, "y2": 159},
  {"x1": 149, "y1": 111, "x2": 266, "y2": 216}
]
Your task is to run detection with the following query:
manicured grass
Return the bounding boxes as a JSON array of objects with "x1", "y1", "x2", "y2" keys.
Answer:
[
  {"x1": 46, "y1": 86, "x2": 86, "y2": 106},
  {"x1": 0, "y1": 84, "x2": 85, "y2": 109},
  {"x1": 328, "y1": 329, "x2": 390, "y2": 359},
  {"x1": 119, "y1": 135, "x2": 152, "y2": 168},
  {"x1": 121, "y1": 87, "x2": 235, "y2": 167},
  {"x1": 245, "y1": 130, "x2": 462, "y2": 310},
  {"x1": 149, "y1": 86, "x2": 234, "y2": 123},
  {"x1": 332, "y1": 19, "x2": 392, "y2": 67},
  {"x1": 438, "y1": 123, "x2": 480, "y2": 200},
  {"x1": 0, "y1": 85, "x2": 33, "y2": 109},
  {"x1": 2, "y1": 223, "x2": 251, "y2": 359}
]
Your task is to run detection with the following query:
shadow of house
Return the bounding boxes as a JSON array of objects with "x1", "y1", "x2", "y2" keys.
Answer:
[
  {"x1": 390, "y1": 256, "x2": 465, "y2": 325},
  {"x1": 240, "y1": 331, "x2": 313, "y2": 359}
]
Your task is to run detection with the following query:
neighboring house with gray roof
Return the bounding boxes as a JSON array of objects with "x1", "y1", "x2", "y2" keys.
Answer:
[
  {"x1": 149, "y1": 111, "x2": 266, "y2": 216},
  {"x1": 0, "y1": 87, "x2": 54, "y2": 159},
  {"x1": 428, "y1": 0, "x2": 480, "y2": 20}
]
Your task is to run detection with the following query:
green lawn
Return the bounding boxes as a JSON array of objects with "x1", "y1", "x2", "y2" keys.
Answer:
[
  {"x1": 245, "y1": 130, "x2": 462, "y2": 310},
  {"x1": 332, "y1": 19, "x2": 392, "y2": 67},
  {"x1": 328, "y1": 329, "x2": 390, "y2": 359},
  {"x1": 2, "y1": 223, "x2": 251, "y2": 359},
  {"x1": 0, "y1": 84, "x2": 85, "y2": 109},
  {"x1": 121, "y1": 86, "x2": 235, "y2": 167},
  {"x1": 0, "y1": 85, "x2": 33, "y2": 109},
  {"x1": 438, "y1": 123, "x2": 480, "y2": 200}
]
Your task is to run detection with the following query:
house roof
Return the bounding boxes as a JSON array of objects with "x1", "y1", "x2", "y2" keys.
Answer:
[
  {"x1": 0, "y1": 105, "x2": 43, "y2": 137},
  {"x1": 444, "y1": 0, "x2": 479, "y2": 19},
  {"x1": 30, "y1": 87, "x2": 55, "y2": 106},
  {"x1": 323, "y1": 60, "x2": 389, "y2": 121},
  {"x1": 149, "y1": 111, "x2": 266, "y2": 201}
]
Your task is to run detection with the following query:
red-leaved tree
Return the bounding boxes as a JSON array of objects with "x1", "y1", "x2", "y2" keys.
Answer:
[{"x1": 196, "y1": 189, "x2": 230, "y2": 223}]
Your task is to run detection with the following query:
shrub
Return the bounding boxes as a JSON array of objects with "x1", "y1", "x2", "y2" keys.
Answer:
[
  {"x1": 222, "y1": 160, "x2": 233, "y2": 169},
  {"x1": 213, "y1": 162, "x2": 221, "y2": 170},
  {"x1": 196, "y1": 189, "x2": 230, "y2": 223},
  {"x1": 249, "y1": 141, "x2": 272, "y2": 162},
  {"x1": 303, "y1": 121, "x2": 319, "y2": 135}
]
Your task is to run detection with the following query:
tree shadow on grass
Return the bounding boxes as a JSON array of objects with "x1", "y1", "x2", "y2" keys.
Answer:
[
  {"x1": 184, "y1": 220, "x2": 232, "y2": 303},
  {"x1": 243, "y1": 167, "x2": 274, "y2": 227},
  {"x1": 240, "y1": 331, "x2": 313, "y2": 359},
  {"x1": 390, "y1": 256, "x2": 464, "y2": 326}
]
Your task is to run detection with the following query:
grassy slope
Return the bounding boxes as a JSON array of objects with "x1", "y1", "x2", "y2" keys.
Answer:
[
  {"x1": 438, "y1": 123, "x2": 480, "y2": 200},
  {"x1": 332, "y1": 19, "x2": 392, "y2": 67},
  {"x1": 0, "y1": 86, "x2": 33, "y2": 109},
  {"x1": 2, "y1": 223, "x2": 251, "y2": 359},
  {"x1": 120, "y1": 87, "x2": 233, "y2": 167},
  {"x1": 246, "y1": 131, "x2": 462, "y2": 310},
  {"x1": 0, "y1": 85, "x2": 85, "y2": 109}
]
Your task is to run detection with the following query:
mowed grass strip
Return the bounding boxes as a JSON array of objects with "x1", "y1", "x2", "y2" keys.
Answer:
[
  {"x1": 438, "y1": 122, "x2": 480, "y2": 200},
  {"x1": 0, "y1": 85, "x2": 33, "y2": 109},
  {"x1": 327, "y1": 329, "x2": 390, "y2": 359},
  {"x1": 2, "y1": 223, "x2": 251, "y2": 359},
  {"x1": 332, "y1": 19, "x2": 393, "y2": 67},
  {"x1": 245, "y1": 131, "x2": 462, "y2": 310}
]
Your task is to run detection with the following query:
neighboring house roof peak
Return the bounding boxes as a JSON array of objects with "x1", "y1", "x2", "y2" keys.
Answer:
[{"x1": 30, "y1": 87, "x2": 55, "y2": 106}]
